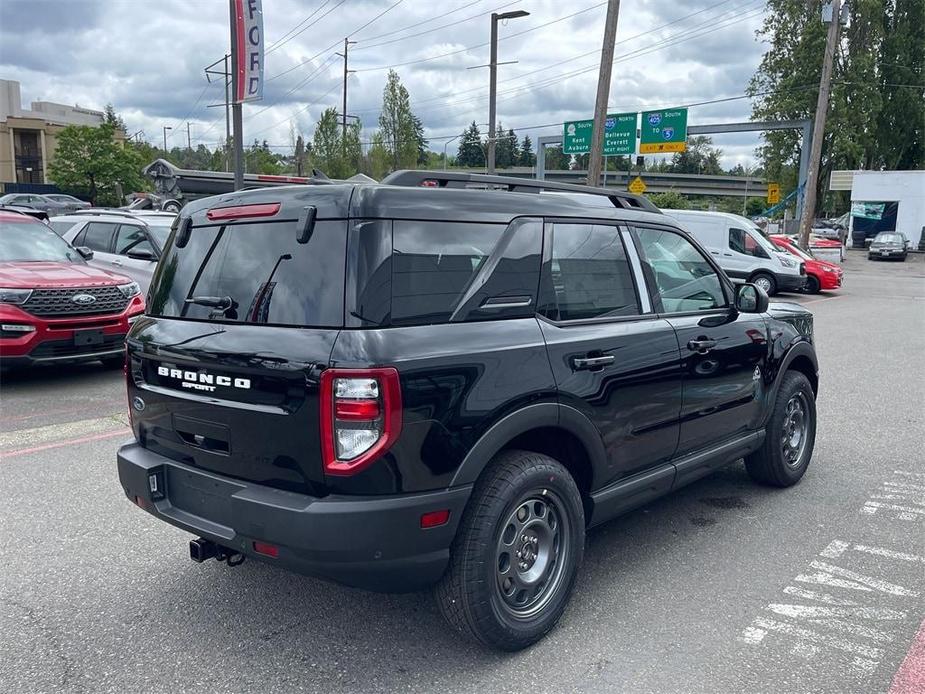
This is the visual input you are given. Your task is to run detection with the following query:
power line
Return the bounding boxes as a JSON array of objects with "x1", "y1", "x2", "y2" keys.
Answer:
[
  {"x1": 167, "y1": 81, "x2": 219, "y2": 140},
  {"x1": 350, "y1": 1, "x2": 609, "y2": 73},
  {"x1": 245, "y1": 54, "x2": 339, "y2": 123},
  {"x1": 265, "y1": 0, "x2": 345, "y2": 56},
  {"x1": 349, "y1": 0, "x2": 407, "y2": 38},
  {"x1": 247, "y1": 80, "x2": 343, "y2": 137},
  {"x1": 352, "y1": 0, "x2": 522, "y2": 51},
  {"x1": 349, "y1": 0, "x2": 742, "y2": 116},
  {"x1": 354, "y1": 0, "x2": 486, "y2": 43}
]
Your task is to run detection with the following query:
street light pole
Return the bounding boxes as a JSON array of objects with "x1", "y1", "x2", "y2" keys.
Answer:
[
  {"x1": 486, "y1": 10, "x2": 529, "y2": 174},
  {"x1": 162, "y1": 126, "x2": 172, "y2": 157}
]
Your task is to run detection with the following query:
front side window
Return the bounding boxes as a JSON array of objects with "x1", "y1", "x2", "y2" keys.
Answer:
[
  {"x1": 541, "y1": 223, "x2": 639, "y2": 321},
  {"x1": 78, "y1": 222, "x2": 117, "y2": 252},
  {"x1": 729, "y1": 228, "x2": 768, "y2": 258},
  {"x1": 635, "y1": 227, "x2": 727, "y2": 313},
  {"x1": 115, "y1": 225, "x2": 155, "y2": 256}
]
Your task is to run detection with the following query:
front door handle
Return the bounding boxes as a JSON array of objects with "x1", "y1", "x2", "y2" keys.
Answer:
[
  {"x1": 111, "y1": 259, "x2": 123, "y2": 266},
  {"x1": 687, "y1": 338, "x2": 717, "y2": 354},
  {"x1": 572, "y1": 355, "x2": 615, "y2": 370}
]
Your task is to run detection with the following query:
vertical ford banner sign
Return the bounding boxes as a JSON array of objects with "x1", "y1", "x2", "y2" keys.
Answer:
[{"x1": 234, "y1": 0, "x2": 264, "y2": 102}]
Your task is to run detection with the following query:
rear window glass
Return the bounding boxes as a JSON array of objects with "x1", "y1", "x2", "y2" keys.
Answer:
[{"x1": 147, "y1": 219, "x2": 346, "y2": 327}]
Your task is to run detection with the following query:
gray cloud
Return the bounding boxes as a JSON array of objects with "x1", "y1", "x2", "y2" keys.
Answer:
[{"x1": 0, "y1": 0, "x2": 767, "y2": 165}]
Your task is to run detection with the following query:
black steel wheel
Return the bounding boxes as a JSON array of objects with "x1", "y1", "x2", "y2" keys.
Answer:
[
  {"x1": 746, "y1": 371, "x2": 816, "y2": 487},
  {"x1": 435, "y1": 450, "x2": 584, "y2": 651},
  {"x1": 804, "y1": 275, "x2": 821, "y2": 294}
]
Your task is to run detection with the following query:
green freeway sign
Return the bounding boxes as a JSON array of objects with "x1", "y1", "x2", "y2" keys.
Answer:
[
  {"x1": 639, "y1": 108, "x2": 688, "y2": 153},
  {"x1": 563, "y1": 113, "x2": 637, "y2": 156}
]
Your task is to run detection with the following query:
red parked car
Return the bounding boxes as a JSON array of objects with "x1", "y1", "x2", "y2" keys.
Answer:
[
  {"x1": 0, "y1": 210, "x2": 144, "y2": 369},
  {"x1": 770, "y1": 234, "x2": 843, "y2": 294}
]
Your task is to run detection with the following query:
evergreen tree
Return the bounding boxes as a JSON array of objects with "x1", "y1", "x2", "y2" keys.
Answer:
[
  {"x1": 544, "y1": 145, "x2": 570, "y2": 170},
  {"x1": 518, "y1": 135, "x2": 535, "y2": 167},
  {"x1": 495, "y1": 124, "x2": 515, "y2": 168},
  {"x1": 311, "y1": 107, "x2": 361, "y2": 178},
  {"x1": 508, "y1": 129, "x2": 520, "y2": 166},
  {"x1": 457, "y1": 122, "x2": 484, "y2": 168}
]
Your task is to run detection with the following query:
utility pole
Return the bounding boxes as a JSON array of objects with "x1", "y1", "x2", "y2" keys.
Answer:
[
  {"x1": 587, "y1": 0, "x2": 621, "y2": 187},
  {"x1": 798, "y1": 0, "x2": 842, "y2": 247},
  {"x1": 205, "y1": 54, "x2": 232, "y2": 171},
  {"x1": 482, "y1": 10, "x2": 529, "y2": 174},
  {"x1": 186, "y1": 122, "x2": 191, "y2": 151},
  {"x1": 229, "y1": 0, "x2": 244, "y2": 190},
  {"x1": 336, "y1": 38, "x2": 357, "y2": 159},
  {"x1": 162, "y1": 126, "x2": 172, "y2": 157}
]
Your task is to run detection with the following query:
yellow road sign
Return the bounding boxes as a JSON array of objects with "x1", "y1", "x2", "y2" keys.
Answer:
[
  {"x1": 767, "y1": 182, "x2": 781, "y2": 204},
  {"x1": 628, "y1": 176, "x2": 647, "y2": 195},
  {"x1": 638, "y1": 141, "x2": 687, "y2": 154}
]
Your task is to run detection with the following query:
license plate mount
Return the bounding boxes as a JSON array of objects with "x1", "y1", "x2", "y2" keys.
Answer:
[{"x1": 74, "y1": 329, "x2": 104, "y2": 347}]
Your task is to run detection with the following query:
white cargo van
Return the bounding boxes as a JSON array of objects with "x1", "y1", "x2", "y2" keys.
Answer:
[{"x1": 662, "y1": 210, "x2": 805, "y2": 295}]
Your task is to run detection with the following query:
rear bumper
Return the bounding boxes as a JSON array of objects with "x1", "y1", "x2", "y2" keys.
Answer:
[{"x1": 117, "y1": 441, "x2": 472, "y2": 592}]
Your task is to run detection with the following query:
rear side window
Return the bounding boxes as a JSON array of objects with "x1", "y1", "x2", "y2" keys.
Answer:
[
  {"x1": 48, "y1": 221, "x2": 75, "y2": 236},
  {"x1": 540, "y1": 223, "x2": 639, "y2": 321},
  {"x1": 77, "y1": 222, "x2": 117, "y2": 251},
  {"x1": 351, "y1": 219, "x2": 541, "y2": 327},
  {"x1": 147, "y1": 219, "x2": 346, "y2": 327}
]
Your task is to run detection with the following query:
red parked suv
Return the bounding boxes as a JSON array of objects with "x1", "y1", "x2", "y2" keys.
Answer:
[
  {"x1": 0, "y1": 210, "x2": 144, "y2": 369},
  {"x1": 770, "y1": 235, "x2": 843, "y2": 294}
]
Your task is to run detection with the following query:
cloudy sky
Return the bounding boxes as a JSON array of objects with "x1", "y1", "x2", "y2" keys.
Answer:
[{"x1": 0, "y1": 0, "x2": 770, "y2": 167}]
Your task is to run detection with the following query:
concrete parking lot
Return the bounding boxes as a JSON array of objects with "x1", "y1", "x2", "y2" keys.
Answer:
[{"x1": 1, "y1": 251, "x2": 923, "y2": 694}]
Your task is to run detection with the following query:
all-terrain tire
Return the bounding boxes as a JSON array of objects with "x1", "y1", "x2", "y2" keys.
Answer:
[
  {"x1": 745, "y1": 371, "x2": 816, "y2": 487},
  {"x1": 435, "y1": 450, "x2": 585, "y2": 651}
]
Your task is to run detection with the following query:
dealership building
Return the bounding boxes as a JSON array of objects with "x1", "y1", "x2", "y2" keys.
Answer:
[{"x1": 0, "y1": 79, "x2": 125, "y2": 187}]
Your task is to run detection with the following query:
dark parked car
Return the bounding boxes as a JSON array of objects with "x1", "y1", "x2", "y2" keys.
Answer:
[
  {"x1": 867, "y1": 232, "x2": 909, "y2": 261},
  {"x1": 0, "y1": 193, "x2": 72, "y2": 214},
  {"x1": 117, "y1": 171, "x2": 819, "y2": 650},
  {"x1": 43, "y1": 193, "x2": 92, "y2": 211}
]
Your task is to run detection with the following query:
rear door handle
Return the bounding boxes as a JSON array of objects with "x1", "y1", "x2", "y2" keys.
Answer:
[
  {"x1": 687, "y1": 338, "x2": 717, "y2": 353},
  {"x1": 572, "y1": 355, "x2": 615, "y2": 370}
]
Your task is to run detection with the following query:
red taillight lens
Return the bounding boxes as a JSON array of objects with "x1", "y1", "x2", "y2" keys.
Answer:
[
  {"x1": 420, "y1": 179, "x2": 439, "y2": 187},
  {"x1": 319, "y1": 367, "x2": 402, "y2": 476},
  {"x1": 206, "y1": 202, "x2": 281, "y2": 221}
]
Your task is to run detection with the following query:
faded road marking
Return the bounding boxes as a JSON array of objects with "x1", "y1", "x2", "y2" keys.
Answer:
[
  {"x1": 1, "y1": 429, "x2": 130, "y2": 460},
  {"x1": 0, "y1": 415, "x2": 129, "y2": 451}
]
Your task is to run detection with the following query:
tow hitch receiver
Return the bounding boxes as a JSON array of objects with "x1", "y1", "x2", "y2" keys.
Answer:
[{"x1": 189, "y1": 538, "x2": 245, "y2": 566}]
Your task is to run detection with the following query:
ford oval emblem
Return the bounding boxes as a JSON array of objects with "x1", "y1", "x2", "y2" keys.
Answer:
[
  {"x1": 132, "y1": 396, "x2": 146, "y2": 412},
  {"x1": 71, "y1": 293, "x2": 97, "y2": 305}
]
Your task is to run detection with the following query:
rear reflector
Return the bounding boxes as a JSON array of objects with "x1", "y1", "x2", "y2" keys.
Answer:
[
  {"x1": 335, "y1": 399, "x2": 381, "y2": 420},
  {"x1": 420, "y1": 509, "x2": 450, "y2": 528},
  {"x1": 252, "y1": 541, "x2": 279, "y2": 558},
  {"x1": 206, "y1": 202, "x2": 281, "y2": 221}
]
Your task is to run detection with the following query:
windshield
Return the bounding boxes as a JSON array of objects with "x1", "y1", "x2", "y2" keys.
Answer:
[
  {"x1": 750, "y1": 226, "x2": 780, "y2": 254},
  {"x1": 875, "y1": 233, "x2": 901, "y2": 243},
  {"x1": 778, "y1": 240, "x2": 813, "y2": 261},
  {"x1": 1, "y1": 220, "x2": 84, "y2": 262}
]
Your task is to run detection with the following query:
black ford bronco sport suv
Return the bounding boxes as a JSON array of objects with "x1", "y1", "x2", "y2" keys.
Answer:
[{"x1": 118, "y1": 171, "x2": 818, "y2": 651}]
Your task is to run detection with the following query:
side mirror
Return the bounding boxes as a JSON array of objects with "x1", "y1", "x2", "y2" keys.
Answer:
[
  {"x1": 735, "y1": 283, "x2": 769, "y2": 314},
  {"x1": 76, "y1": 246, "x2": 94, "y2": 260},
  {"x1": 127, "y1": 249, "x2": 156, "y2": 261}
]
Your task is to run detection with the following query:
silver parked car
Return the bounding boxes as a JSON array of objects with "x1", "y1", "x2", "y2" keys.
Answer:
[
  {"x1": 53, "y1": 211, "x2": 175, "y2": 293},
  {"x1": 0, "y1": 192, "x2": 73, "y2": 214},
  {"x1": 43, "y1": 193, "x2": 92, "y2": 211}
]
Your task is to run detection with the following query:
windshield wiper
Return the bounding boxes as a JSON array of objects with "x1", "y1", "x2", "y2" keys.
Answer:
[{"x1": 184, "y1": 295, "x2": 234, "y2": 309}]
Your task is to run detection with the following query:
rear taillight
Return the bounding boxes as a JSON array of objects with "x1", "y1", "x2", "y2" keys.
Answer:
[{"x1": 319, "y1": 367, "x2": 402, "y2": 476}]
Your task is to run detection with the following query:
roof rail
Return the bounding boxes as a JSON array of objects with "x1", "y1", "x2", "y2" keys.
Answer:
[
  {"x1": 381, "y1": 170, "x2": 661, "y2": 213},
  {"x1": 62, "y1": 209, "x2": 139, "y2": 218}
]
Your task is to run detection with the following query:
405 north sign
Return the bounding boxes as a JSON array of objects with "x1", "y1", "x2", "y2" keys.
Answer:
[
  {"x1": 563, "y1": 113, "x2": 636, "y2": 156},
  {"x1": 639, "y1": 108, "x2": 688, "y2": 153}
]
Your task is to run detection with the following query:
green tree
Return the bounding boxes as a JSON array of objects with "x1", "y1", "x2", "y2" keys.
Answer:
[
  {"x1": 366, "y1": 131, "x2": 391, "y2": 180},
  {"x1": 48, "y1": 123, "x2": 145, "y2": 205},
  {"x1": 495, "y1": 124, "x2": 516, "y2": 168},
  {"x1": 544, "y1": 145, "x2": 570, "y2": 170},
  {"x1": 518, "y1": 135, "x2": 535, "y2": 167},
  {"x1": 378, "y1": 70, "x2": 421, "y2": 170},
  {"x1": 456, "y1": 122, "x2": 484, "y2": 168},
  {"x1": 746, "y1": 197, "x2": 767, "y2": 216},
  {"x1": 648, "y1": 190, "x2": 689, "y2": 209},
  {"x1": 668, "y1": 136, "x2": 724, "y2": 175},
  {"x1": 749, "y1": 0, "x2": 925, "y2": 217},
  {"x1": 103, "y1": 104, "x2": 126, "y2": 133}
]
